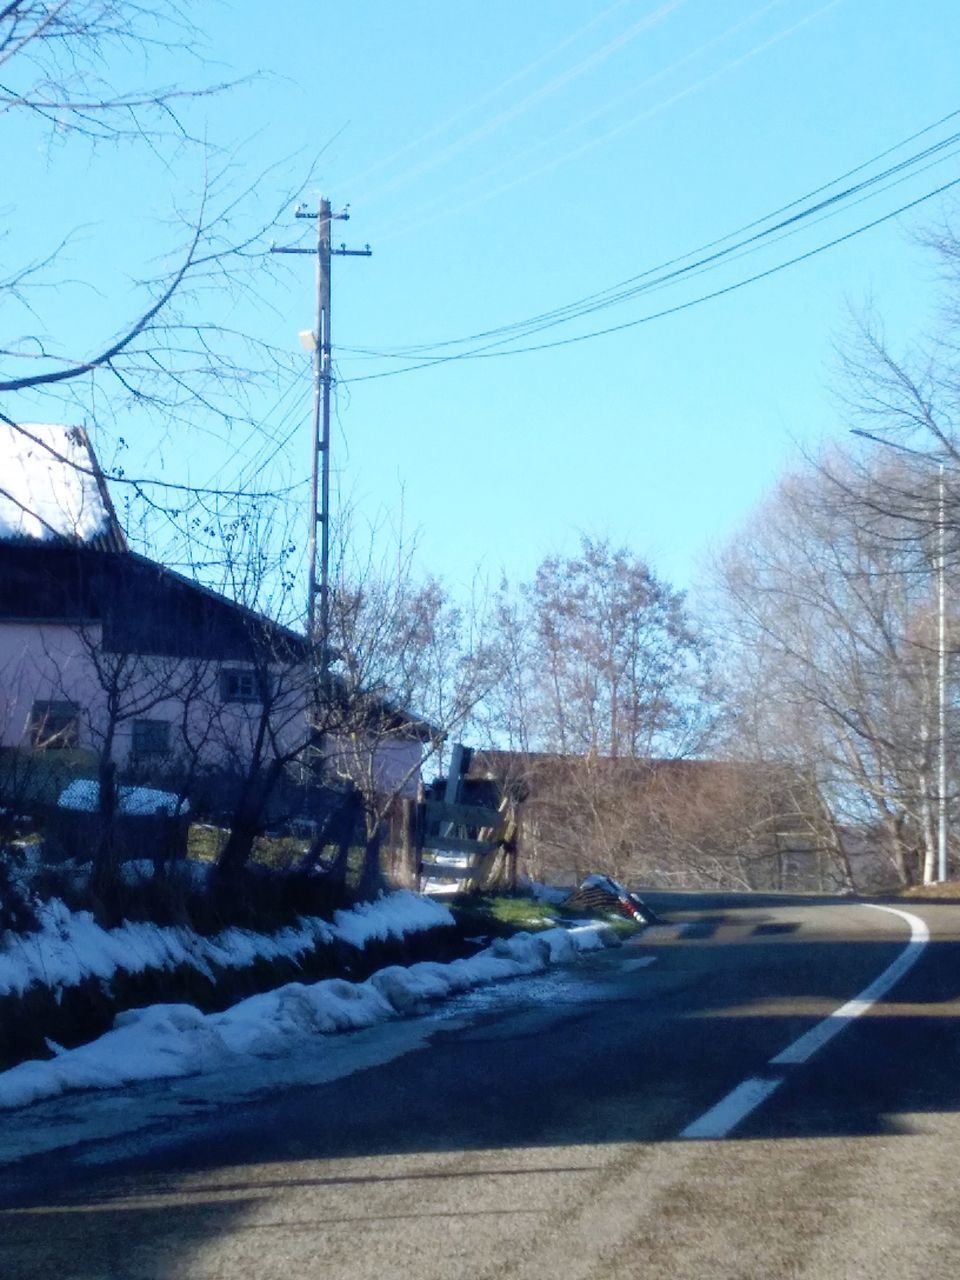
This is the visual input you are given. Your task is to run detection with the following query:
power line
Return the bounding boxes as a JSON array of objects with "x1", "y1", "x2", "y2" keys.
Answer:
[
  {"x1": 352, "y1": 0, "x2": 689, "y2": 215},
  {"x1": 344, "y1": 106, "x2": 960, "y2": 362},
  {"x1": 341, "y1": 0, "x2": 637, "y2": 201},
  {"x1": 463, "y1": 131, "x2": 960, "y2": 351},
  {"x1": 198, "y1": 372, "x2": 305, "y2": 494},
  {"x1": 340, "y1": 172, "x2": 960, "y2": 385},
  {"x1": 216, "y1": 380, "x2": 311, "y2": 496}
]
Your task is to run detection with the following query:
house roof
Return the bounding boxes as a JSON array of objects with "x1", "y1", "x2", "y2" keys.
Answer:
[
  {"x1": 467, "y1": 750, "x2": 826, "y2": 816},
  {"x1": 0, "y1": 540, "x2": 309, "y2": 662},
  {"x1": 122, "y1": 550, "x2": 308, "y2": 658},
  {"x1": 0, "y1": 423, "x2": 432, "y2": 725},
  {"x1": 0, "y1": 422, "x2": 127, "y2": 551}
]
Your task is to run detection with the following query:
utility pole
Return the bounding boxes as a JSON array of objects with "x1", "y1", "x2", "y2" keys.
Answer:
[{"x1": 271, "y1": 198, "x2": 371, "y2": 674}]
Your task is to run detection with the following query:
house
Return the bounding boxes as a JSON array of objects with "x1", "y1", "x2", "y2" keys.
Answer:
[
  {"x1": 0, "y1": 422, "x2": 428, "y2": 818},
  {"x1": 466, "y1": 749, "x2": 844, "y2": 892}
]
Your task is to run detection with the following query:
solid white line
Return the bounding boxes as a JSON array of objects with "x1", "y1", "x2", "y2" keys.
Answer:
[
  {"x1": 621, "y1": 956, "x2": 658, "y2": 971},
  {"x1": 679, "y1": 903, "x2": 930, "y2": 1139},
  {"x1": 769, "y1": 904, "x2": 929, "y2": 1065},
  {"x1": 680, "y1": 1076, "x2": 784, "y2": 1140}
]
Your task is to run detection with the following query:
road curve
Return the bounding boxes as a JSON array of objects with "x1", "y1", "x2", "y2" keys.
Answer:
[{"x1": 2, "y1": 892, "x2": 960, "y2": 1279}]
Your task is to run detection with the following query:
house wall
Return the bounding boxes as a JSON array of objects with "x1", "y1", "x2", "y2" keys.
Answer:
[
  {"x1": 0, "y1": 622, "x2": 424, "y2": 813},
  {"x1": 0, "y1": 620, "x2": 310, "y2": 775},
  {"x1": 0, "y1": 622, "x2": 94, "y2": 750},
  {"x1": 324, "y1": 733, "x2": 424, "y2": 799}
]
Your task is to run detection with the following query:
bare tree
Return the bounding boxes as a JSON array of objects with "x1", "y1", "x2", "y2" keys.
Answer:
[
  {"x1": 71, "y1": 628, "x2": 204, "y2": 891},
  {"x1": 831, "y1": 208, "x2": 960, "y2": 549},
  {"x1": 0, "y1": 3, "x2": 237, "y2": 141},
  {"x1": 166, "y1": 509, "x2": 318, "y2": 878},
  {"x1": 314, "y1": 516, "x2": 499, "y2": 896},
  {"x1": 485, "y1": 536, "x2": 715, "y2": 761},
  {"x1": 711, "y1": 446, "x2": 959, "y2": 887},
  {"x1": 470, "y1": 538, "x2": 724, "y2": 887}
]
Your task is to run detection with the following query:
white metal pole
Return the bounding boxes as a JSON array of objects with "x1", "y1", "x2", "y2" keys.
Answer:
[{"x1": 938, "y1": 461, "x2": 948, "y2": 882}]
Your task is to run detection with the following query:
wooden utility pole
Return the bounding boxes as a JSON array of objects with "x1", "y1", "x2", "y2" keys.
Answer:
[{"x1": 271, "y1": 199, "x2": 371, "y2": 670}]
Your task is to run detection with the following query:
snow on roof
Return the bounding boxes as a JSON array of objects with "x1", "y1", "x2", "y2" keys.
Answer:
[{"x1": 0, "y1": 422, "x2": 110, "y2": 543}]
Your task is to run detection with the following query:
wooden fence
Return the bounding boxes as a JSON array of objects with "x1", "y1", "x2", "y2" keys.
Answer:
[{"x1": 382, "y1": 746, "x2": 520, "y2": 894}]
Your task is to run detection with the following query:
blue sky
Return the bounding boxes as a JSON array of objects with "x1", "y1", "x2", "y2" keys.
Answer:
[{"x1": 9, "y1": 0, "x2": 960, "y2": 611}]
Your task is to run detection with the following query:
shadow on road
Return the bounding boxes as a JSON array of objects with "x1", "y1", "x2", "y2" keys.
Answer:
[{"x1": 2, "y1": 894, "x2": 960, "y2": 1277}]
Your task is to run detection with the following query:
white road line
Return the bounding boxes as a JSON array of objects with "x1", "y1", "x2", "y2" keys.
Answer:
[
  {"x1": 680, "y1": 1076, "x2": 784, "y2": 1140},
  {"x1": 770, "y1": 904, "x2": 929, "y2": 1065},
  {"x1": 621, "y1": 956, "x2": 658, "y2": 971},
  {"x1": 680, "y1": 903, "x2": 929, "y2": 1140}
]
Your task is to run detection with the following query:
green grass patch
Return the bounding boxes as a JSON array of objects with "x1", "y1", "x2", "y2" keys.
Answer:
[
  {"x1": 449, "y1": 894, "x2": 641, "y2": 940},
  {"x1": 187, "y1": 823, "x2": 226, "y2": 862},
  {"x1": 187, "y1": 824, "x2": 352, "y2": 873}
]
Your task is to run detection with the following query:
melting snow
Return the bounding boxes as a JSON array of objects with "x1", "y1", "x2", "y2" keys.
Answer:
[
  {"x1": 58, "y1": 780, "x2": 190, "y2": 816},
  {"x1": 0, "y1": 890, "x2": 453, "y2": 999},
  {"x1": 0, "y1": 922, "x2": 617, "y2": 1110}
]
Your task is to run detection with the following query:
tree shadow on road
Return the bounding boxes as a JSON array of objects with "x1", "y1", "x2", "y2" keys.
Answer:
[{"x1": 3, "y1": 896, "x2": 960, "y2": 1276}]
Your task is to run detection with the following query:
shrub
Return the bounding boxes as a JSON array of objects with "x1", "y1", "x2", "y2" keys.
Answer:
[{"x1": 0, "y1": 847, "x2": 39, "y2": 935}]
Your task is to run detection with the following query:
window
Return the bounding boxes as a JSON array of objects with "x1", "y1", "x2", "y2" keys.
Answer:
[
  {"x1": 219, "y1": 667, "x2": 263, "y2": 703},
  {"x1": 132, "y1": 719, "x2": 171, "y2": 758},
  {"x1": 29, "y1": 701, "x2": 80, "y2": 750}
]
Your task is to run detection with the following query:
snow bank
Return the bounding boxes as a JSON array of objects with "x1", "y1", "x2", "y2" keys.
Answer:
[
  {"x1": 0, "y1": 890, "x2": 453, "y2": 999},
  {"x1": 0, "y1": 923, "x2": 618, "y2": 1110},
  {"x1": 58, "y1": 780, "x2": 190, "y2": 816},
  {"x1": 0, "y1": 422, "x2": 109, "y2": 542},
  {"x1": 332, "y1": 891, "x2": 452, "y2": 949}
]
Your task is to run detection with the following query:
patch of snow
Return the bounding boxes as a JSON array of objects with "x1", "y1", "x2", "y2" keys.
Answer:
[
  {"x1": 0, "y1": 422, "x2": 109, "y2": 543},
  {"x1": 0, "y1": 923, "x2": 619, "y2": 1111},
  {"x1": 332, "y1": 890, "x2": 453, "y2": 949},
  {"x1": 421, "y1": 880, "x2": 461, "y2": 896},
  {"x1": 581, "y1": 873, "x2": 626, "y2": 894},
  {"x1": 521, "y1": 879, "x2": 573, "y2": 905},
  {"x1": 0, "y1": 890, "x2": 452, "y2": 1000},
  {"x1": 57, "y1": 780, "x2": 190, "y2": 816},
  {"x1": 0, "y1": 1017, "x2": 448, "y2": 1168}
]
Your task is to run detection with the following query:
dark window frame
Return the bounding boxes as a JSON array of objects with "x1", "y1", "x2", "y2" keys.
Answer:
[
  {"x1": 29, "y1": 700, "x2": 80, "y2": 750},
  {"x1": 131, "y1": 718, "x2": 172, "y2": 759},
  {"x1": 219, "y1": 667, "x2": 265, "y2": 704}
]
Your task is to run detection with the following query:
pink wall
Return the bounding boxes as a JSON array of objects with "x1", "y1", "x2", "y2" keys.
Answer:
[
  {"x1": 0, "y1": 621, "x2": 308, "y2": 771},
  {"x1": 0, "y1": 622, "x2": 425, "y2": 800},
  {"x1": 325, "y1": 733, "x2": 426, "y2": 799},
  {"x1": 0, "y1": 623, "x2": 92, "y2": 750}
]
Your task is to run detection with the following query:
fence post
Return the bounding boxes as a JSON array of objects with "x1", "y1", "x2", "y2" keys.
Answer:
[
  {"x1": 395, "y1": 796, "x2": 420, "y2": 890},
  {"x1": 507, "y1": 800, "x2": 520, "y2": 893}
]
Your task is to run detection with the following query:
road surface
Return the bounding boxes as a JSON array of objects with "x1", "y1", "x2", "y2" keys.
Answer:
[{"x1": 2, "y1": 892, "x2": 960, "y2": 1279}]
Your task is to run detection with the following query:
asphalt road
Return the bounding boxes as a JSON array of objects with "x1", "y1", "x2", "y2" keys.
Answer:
[{"x1": 3, "y1": 892, "x2": 960, "y2": 1279}]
